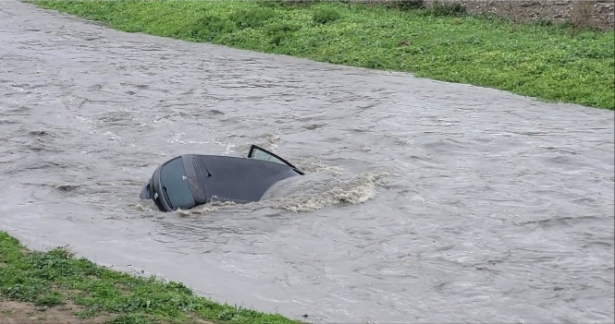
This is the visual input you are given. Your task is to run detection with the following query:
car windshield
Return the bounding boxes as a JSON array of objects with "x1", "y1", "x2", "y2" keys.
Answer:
[{"x1": 159, "y1": 157, "x2": 195, "y2": 210}]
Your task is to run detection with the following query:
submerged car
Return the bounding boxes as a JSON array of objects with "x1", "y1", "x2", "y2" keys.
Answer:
[{"x1": 140, "y1": 145, "x2": 304, "y2": 212}]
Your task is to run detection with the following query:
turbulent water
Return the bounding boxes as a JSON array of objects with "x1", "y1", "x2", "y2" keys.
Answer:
[{"x1": 1, "y1": 1, "x2": 614, "y2": 323}]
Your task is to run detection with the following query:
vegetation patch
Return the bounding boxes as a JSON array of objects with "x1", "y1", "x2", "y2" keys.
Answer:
[
  {"x1": 28, "y1": 0, "x2": 615, "y2": 109},
  {"x1": 0, "y1": 231, "x2": 304, "y2": 324}
]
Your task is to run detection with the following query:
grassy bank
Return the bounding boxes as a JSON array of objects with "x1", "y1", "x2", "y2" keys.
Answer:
[
  {"x1": 29, "y1": 0, "x2": 614, "y2": 110},
  {"x1": 0, "y1": 231, "x2": 304, "y2": 324}
]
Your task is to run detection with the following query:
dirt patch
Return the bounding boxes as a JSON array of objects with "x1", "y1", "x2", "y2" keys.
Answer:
[
  {"x1": 360, "y1": 0, "x2": 615, "y2": 30},
  {"x1": 436, "y1": 0, "x2": 615, "y2": 30},
  {"x1": 0, "y1": 300, "x2": 216, "y2": 324},
  {"x1": 0, "y1": 300, "x2": 112, "y2": 324}
]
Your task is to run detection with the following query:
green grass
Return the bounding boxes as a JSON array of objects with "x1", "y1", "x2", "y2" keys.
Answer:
[
  {"x1": 0, "y1": 231, "x2": 304, "y2": 324},
  {"x1": 27, "y1": 0, "x2": 615, "y2": 110}
]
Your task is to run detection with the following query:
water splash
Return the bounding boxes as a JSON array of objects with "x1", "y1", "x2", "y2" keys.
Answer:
[{"x1": 263, "y1": 171, "x2": 388, "y2": 213}]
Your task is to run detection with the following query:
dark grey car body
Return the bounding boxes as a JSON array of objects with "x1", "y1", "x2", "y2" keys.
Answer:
[{"x1": 140, "y1": 145, "x2": 303, "y2": 212}]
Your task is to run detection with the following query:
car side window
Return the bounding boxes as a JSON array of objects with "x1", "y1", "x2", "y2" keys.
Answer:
[
  {"x1": 249, "y1": 146, "x2": 287, "y2": 165},
  {"x1": 247, "y1": 145, "x2": 304, "y2": 175}
]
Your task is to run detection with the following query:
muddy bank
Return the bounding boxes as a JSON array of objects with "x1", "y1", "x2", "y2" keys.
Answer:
[
  {"x1": 373, "y1": 0, "x2": 615, "y2": 30},
  {"x1": 451, "y1": 0, "x2": 613, "y2": 30}
]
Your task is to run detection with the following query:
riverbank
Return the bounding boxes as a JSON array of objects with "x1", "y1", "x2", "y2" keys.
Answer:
[
  {"x1": 29, "y1": 0, "x2": 614, "y2": 110},
  {"x1": 0, "y1": 231, "x2": 304, "y2": 324}
]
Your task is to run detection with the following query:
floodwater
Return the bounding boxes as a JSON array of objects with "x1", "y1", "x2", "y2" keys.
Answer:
[{"x1": 1, "y1": 1, "x2": 614, "y2": 323}]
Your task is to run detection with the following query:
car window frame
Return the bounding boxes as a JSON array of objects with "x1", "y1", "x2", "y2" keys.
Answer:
[{"x1": 247, "y1": 145, "x2": 304, "y2": 175}]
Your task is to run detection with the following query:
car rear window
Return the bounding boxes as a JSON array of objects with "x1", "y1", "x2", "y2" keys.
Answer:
[{"x1": 160, "y1": 157, "x2": 195, "y2": 210}]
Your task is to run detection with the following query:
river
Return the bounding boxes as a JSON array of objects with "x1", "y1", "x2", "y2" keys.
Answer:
[{"x1": 1, "y1": 1, "x2": 613, "y2": 323}]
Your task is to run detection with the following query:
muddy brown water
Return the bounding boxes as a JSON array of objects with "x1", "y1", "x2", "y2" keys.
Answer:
[{"x1": 1, "y1": 1, "x2": 614, "y2": 323}]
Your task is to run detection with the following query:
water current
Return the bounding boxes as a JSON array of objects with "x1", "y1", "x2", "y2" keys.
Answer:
[{"x1": 1, "y1": 1, "x2": 614, "y2": 323}]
